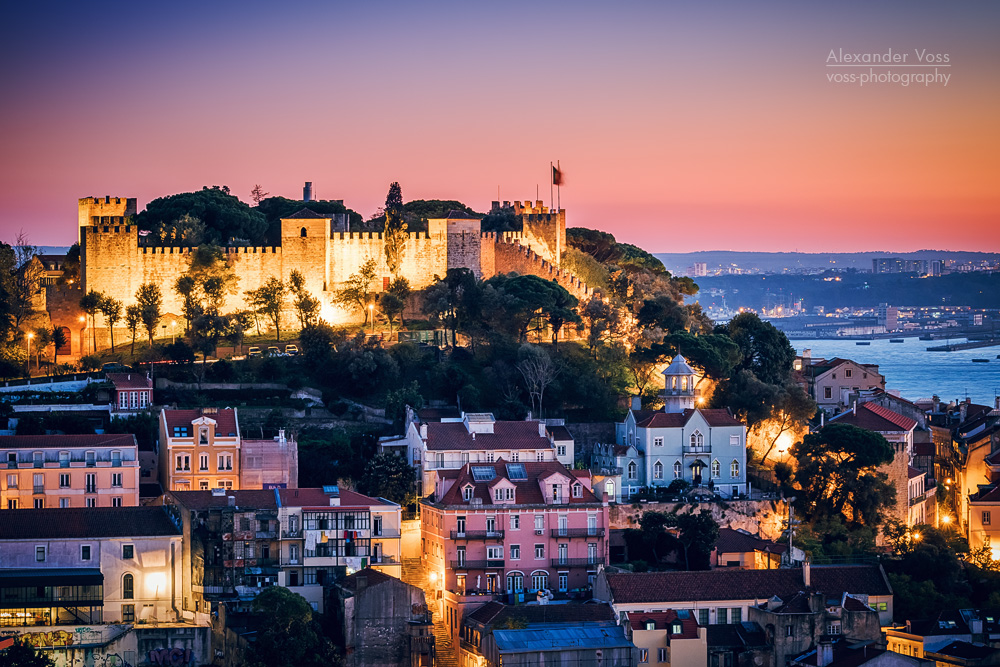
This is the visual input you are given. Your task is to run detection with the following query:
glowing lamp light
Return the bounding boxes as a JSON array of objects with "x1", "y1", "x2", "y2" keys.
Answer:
[
  {"x1": 941, "y1": 515, "x2": 951, "y2": 524},
  {"x1": 27, "y1": 333, "x2": 33, "y2": 340},
  {"x1": 429, "y1": 571, "x2": 439, "y2": 584},
  {"x1": 145, "y1": 572, "x2": 167, "y2": 597},
  {"x1": 992, "y1": 548, "x2": 1000, "y2": 562},
  {"x1": 911, "y1": 532, "x2": 921, "y2": 542}
]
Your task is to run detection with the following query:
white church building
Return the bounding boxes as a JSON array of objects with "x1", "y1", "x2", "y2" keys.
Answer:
[{"x1": 615, "y1": 355, "x2": 748, "y2": 500}]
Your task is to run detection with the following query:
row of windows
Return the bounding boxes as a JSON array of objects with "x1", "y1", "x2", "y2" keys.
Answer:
[
  {"x1": 637, "y1": 648, "x2": 670, "y2": 663},
  {"x1": 628, "y1": 459, "x2": 741, "y2": 480},
  {"x1": 457, "y1": 542, "x2": 599, "y2": 561},
  {"x1": 7, "y1": 450, "x2": 124, "y2": 467},
  {"x1": 174, "y1": 454, "x2": 233, "y2": 472},
  {"x1": 35, "y1": 543, "x2": 135, "y2": 562},
  {"x1": 630, "y1": 432, "x2": 742, "y2": 448},
  {"x1": 8, "y1": 472, "x2": 123, "y2": 489},
  {"x1": 118, "y1": 390, "x2": 149, "y2": 410},
  {"x1": 9, "y1": 497, "x2": 124, "y2": 509}
]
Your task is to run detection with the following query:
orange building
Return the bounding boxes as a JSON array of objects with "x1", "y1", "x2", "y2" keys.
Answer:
[
  {"x1": 0, "y1": 434, "x2": 140, "y2": 509},
  {"x1": 158, "y1": 408, "x2": 241, "y2": 491}
]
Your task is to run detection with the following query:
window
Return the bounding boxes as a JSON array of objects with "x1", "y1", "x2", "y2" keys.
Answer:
[
  {"x1": 639, "y1": 649, "x2": 649, "y2": 663},
  {"x1": 606, "y1": 480, "x2": 615, "y2": 499},
  {"x1": 456, "y1": 547, "x2": 466, "y2": 566},
  {"x1": 698, "y1": 609, "x2": 709, "y2": 626},
  {"x1": 730, "y1": 435, "x2": 740, "y2": 447},
  {"x1": 535, "y1": 544, "x2": 545, "y2": 559},
  {"x1": 36, "y1": 546, "x2": 46, "y2": 562},
  {"x1": 33, "y1": 473, "x2": 43, "y2": 492},
  {"x1": 645, "y1": 620, "x2": 656, "y2": 631},
  {"x1": 122, "y1": 604, "x2": 135, "y2": 623},
  {"x1": 199, "y1": 428, "x2": 209, "y2": 445},
  {"x1": 536, "y1": 451, "x2": 545, "y2": 462},
  {"x1": 845, "y1": 368, "x2": 853, "y2": 378},
  {"x1": 673, "y1": 461, "x2": 682, "y2": 479},
  {"x1": 731, "y1": 608, "x2": 742, "y2": 623},
  {"x1": 122, "y1": 574, "x2": 134, "y2": 599},
  {"x1": 984, "y1": 511, "x2": 992, "y2": 525},
  {"x1": 510, "y1": 514, "x2": 520, "y2": 530},
  {"x1": 59, "y1": 451, "x2": 70, "y2": 467},
  {"x1": 81, "y1": 545, "x2": 91, "y2": 561},
  {"x1": 175, "y1": 455, "x2": 190, "y2": 471},
  {"x1": 731, "y1": 460, "x2": 740, "y2": 478},
  {"x1": 111, "y1": 450, "x2": 121, "y2": 467},
  {"x1": 559, "y1": 573, "x2": 568, "y2": 592},
  {"x1": 658, "y1": 648, "x2": 669, "y2": 663},
  {"x1": 551, "y1": 484, "x2": 560, "y2": 501},
  {"x1": 218, "y1": 455, "x2": 232, "y2": 471},
  {"x1": 690, "y1": 431, "x2": 704, "y2": 449},
  {"x1": 495, "y1": 488, "x2": 504, "y2": 501},
  {"x1": 717, "y1": 608, "x2": 728, "y2": 624},
  {"x1": 572, "y1": 483, "x2": 582, "y2": 498},
  {"x1": 59, "y1": 473, "x2": 70, "y2": 488},
  {"x1": 653, "y1": 461, "x2": 663, "y2": 480},
  {"x1": 85, "y1": 473, "x2": 96, "y2": 493},
  {"x1": 200, "y1": 454, "x2": 208, "y2": 471},
  {"x1": 33, "y1": 451, "x2": 43, "y2": 468},
  {"x1": 122, "y1": 544, "x2": 134, "y2": 559},
  {"x1": 510, "y1": 544, "x2": 520, "y2": 560},
  {"x1": 535, "y1": 515, "x2": 544, "y2": 532},
  {"x1": 6, "y1": 474, "x2": 16, "y2": 488},
  {"x1": 711, "y1": 460, "x2": 720, "y2": 478},
  {"x1": 463, "y1": 486, "x2": 473, "y2": 501},
  {"x1": 486, "y1": 452, "x2": 495, "y2": 463},
  {"x1": 112, "y1": 497, "x2": 122, "y2": 507},
  {"x1": 827, "y1": 621, "x2": 842, "y2": 635},
  {"x1": 628, "y1": 461, "x2": 637, "y2": 480},
  {"x1": 85, "y1": 451, "x2": 96, "y2": 467},
  {"x1": 112, "y1": 473, "x2": 122, "y2": 487},
  {"x1": 7, "y1": 500, "x2": 17, "y2": 509},
  {"x1": 140, "y1": 391, "x2": 148, "y2": 408},
  {"x1": 34, "y1": 498, "x2": 44, "y2": 508},
  {"x1": 119, "y1": 392, "x2": 128, "y2": 409},
  {"x1": 786, "y1": 625, "x2": 794, "y2": 637},
  {"x1": 487, "y1": 546, "x2": 503, "y2": 560},
  {"x1": 60, "y1": 498, "x2": 69, "y2": 508},
  {"x1": 200, "y1": 480, "x2": 209, "y2": 490},
  {"x1": 557, "y1": 444, "x2": 567, "y2": 457},
  {"x1": 653, "y1": 437, "x2": 663, "y2": 447},
  {"x1": 86, "y1": 497, "x2": 96, "y2": 508},
  {"x1": 877, "y1": 602, "x2": 888, "y2": 612},
  {"x1": 531, "y1": 572, "x2": 548, "y2": 591},
  {"x1": 824, "y1": 387, "x2": 833, "y2": 399},
  {"x1": 511, "y1": 452, "x2": 519, "y2": 462}
]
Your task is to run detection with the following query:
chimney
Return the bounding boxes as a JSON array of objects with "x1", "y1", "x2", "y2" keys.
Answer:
[
  {"x1": 420, "y1": 423, "x2": 428, "y2": 440},
  {"x1": 471, "y1": 432, "x2": 475, "y2": 441},
  {"x1": 227, "y1": 495, "x2": 236, "y2": 507},
  {"x1": 852, "y1": 401, "x2": 857, "y2": 415},
  {"x1": 631, "y1": 396, "x2": 642, "y2": 411},
  {"x1": 303, "y1": 182, "x2": 313, "y2": 201},
  {"x1": 820, "y1": 412, "x2": 825, "y2": 428},
  {"x1": 817, "y1": 638, "x2": 834, "y2": 667},
  {"x1": 803, "y1": 348, "x2": 811, "y2": 360},
  {"x1": 278, "y1": 429, "x2": 286, "y2": 444},
  {"x1": 539, "y1": 422, "x2": 546, "y2": 438},
  {"x1": 803, "y1": 560, "x2": 811, "y2": 588}
]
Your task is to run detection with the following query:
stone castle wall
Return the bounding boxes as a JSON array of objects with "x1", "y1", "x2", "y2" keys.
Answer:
[{"x1": 78, "y1": 197, "x2": 589, "y2": 326}]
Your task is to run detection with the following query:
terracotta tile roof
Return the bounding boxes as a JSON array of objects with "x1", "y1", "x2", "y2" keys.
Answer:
[
  {"x1": 908, "y1": 466, "x2": 924, "y2": 480},
  {"x1": 706, "y1": 622, "x2": 768, "y2": 650},
  {"x1": 466, "y1": 601, "x2": 615, "y2": 627},
  {"x1": 284, "y1": 208, "x2": 328, "y2": 219},
  {"x1": 715, "y1": 528, "x2": 787, "y2": 555},
  {"x1": 629, "y1": 409, "x2": 656, "y2": 424},
  {"x1": 604, "y1": 565, "x2": 889, "y2": 604},
  {"x1": 830, "y1": 403, "x2": 916, "y2": 433},
  {"x1": 279, "y1": 487, "x2": 389, "y2": 509},
  {"x1": 438, "y1": 460, "x2": 598, "y2": 506},
  {"x1": 340, "y1": 567, "x2": 397, "y2": 592},
  {"x1": 841, "y1": 595, "x2": 873, "y2": 612},
  {"x1": 932, "y1": 641, "x2": 1000, "y2": 660},
  {"x1": 793, "y1": 639, "x2": 887, "y2": 667},
  {"x1": 637, "y1": 409, "x2": 742, "y2": 429},
  {"x1": 163, "y1": 408, "x2": 239, "y2": 437},
  {"x1": 629, "y1": 610, "x2": 700, "y2": 639},
  {"x1": 0, "y1": 507, "x2": 179, "y2": 539},
  {"x1": 971, "y1": 485, "x2": 1000, "y2": 503},
  {"x1": 171, "y1": 490, "x2": 278, "y2": 510},
  {"x1": 425, "y1": 421, "x2": 551, "y2": 452},
  {"x1": 106, "y1": 372, "x2": 152, "y2": 390},
  {"x1": 446, "y1": 210, "x2": 479, "y2": 219},
  {"x1": 766, "y1": 592, "x2": 813, "y2": 614},
  {"x1": 0, "y1": 434, "x2": 137, "y2": 450}
]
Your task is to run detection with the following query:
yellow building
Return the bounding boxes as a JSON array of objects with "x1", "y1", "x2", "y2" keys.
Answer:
[
  {"x1": 158, "y1": 408, "x2": 241, "y2": 491},
  {"x1": 629, "y1": 610, "x2": 706, "y2": 667},
  {"x1": 1, "y1": 434, "x2": 140, "y2": 509}
]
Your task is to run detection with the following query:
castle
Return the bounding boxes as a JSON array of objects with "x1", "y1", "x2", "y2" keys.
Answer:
[{"x1": 54, "y1": 195, "x2": 590, "y2": 356}]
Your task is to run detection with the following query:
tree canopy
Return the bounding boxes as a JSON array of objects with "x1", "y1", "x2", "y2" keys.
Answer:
[{"x1": 136, "y1": 187, "x2": 269, "y2": 246}]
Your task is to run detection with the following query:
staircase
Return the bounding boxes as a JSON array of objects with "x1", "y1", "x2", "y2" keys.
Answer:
[{"x1": 402, "y1": 558, "x2": 458, "y2": 667}]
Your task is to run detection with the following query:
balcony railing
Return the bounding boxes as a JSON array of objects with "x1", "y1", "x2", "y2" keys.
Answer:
[
  {"x1": 370, "y1": 555, "x2": 401, "y2": 565},
  {"x1": 282, "y1": 529, "x2": 303, "y2": 539},
  {"x1": 450, "y1": 530, "x2": 505, "y2": 541},
  {"x1": 550, "y1": 557, "x2": 605, "y2": 568},
  {"x1": 683, "y1": 445, "x2": 710, "y2": 454},
  {"x1": 449, "y1": 559, "x2": 505, "y2": 570},
  {"x1": 909, "y1": 493, "x2": 926, "y2": 506},
  {"x1": 33, "y1": 485, "x2": 44, "y2": 494},
  {"x1": 550, "y1": 528, "x2": 605, "y2": 539},
  {"x1": 371, "y1": 530, "x2": 402, "y2": 539}
]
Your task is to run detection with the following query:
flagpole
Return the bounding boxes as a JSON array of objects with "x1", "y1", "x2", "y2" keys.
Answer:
[
  {"x1": 550, "y1": 162, "x2": 554, "y2": 211},
  {"x1": 557, "y1": 160, "x2": 561, "y2": 213}
]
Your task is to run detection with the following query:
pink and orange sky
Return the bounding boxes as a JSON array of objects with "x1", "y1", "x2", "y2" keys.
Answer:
[{"x1": 1, "y1": 0, "x2": 998, "y2": 252}]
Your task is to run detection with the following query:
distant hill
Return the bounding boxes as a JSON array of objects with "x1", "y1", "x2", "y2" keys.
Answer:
[{"x1": 654, "y1": 250, "x2": 1000, "y2": 275}]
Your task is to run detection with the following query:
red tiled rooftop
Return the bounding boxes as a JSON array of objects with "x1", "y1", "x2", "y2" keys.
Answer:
[
  {"x1": 279, "y1": 487, "x2": 390, "y2": 509},
  {"x1": 715, "y1": 528, "x2": 787, "y2": 555},
  {"x1": 106, "y1": 372, "x2": 152, "y2": 390},
  {"x1": 438, "y1": 459, "x2": 598, "y2": 506},
  {"x1": 0, "y1": 507, "x2": 179, "y2": 539},
  {"x1": 162, "y1": 408, "x2": 239, "y2": 437},
  {"x1": 171, "y1": 489, "x2": 278, "y2": 510},
  {"x1": 637, "y1": 408, "x2": 742, "y2": 429},
  {"x1": 425, "y1": 420, "x2": 551, "y2": 451},
  {"x1": 0, "y1": 433, "x2": 137, "y2": 450},
  {"x1": 629, "y1": 610, "x2": 700, "y2": 639},
  {"x1": 908, "y1": 465, "x2": 924, "y2": 479},
  {"x1": 830, "y1": 403, "x2": 916, "y2": 433}
]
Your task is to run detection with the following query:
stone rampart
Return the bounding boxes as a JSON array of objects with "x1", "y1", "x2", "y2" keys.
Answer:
[
  {"x1": 610, "y1": 499, "x2": 790, "y2": 542},
  {"x1": 494, "y1": 239, "x2": 591, "y2": 300}
]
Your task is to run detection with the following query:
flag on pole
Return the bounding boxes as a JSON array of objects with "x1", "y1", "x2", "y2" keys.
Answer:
[{"x1": 552, "y1": 164, "x2": 564, "y2": 186}]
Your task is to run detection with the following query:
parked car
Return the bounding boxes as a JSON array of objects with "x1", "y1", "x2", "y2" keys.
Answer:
[
  {"x1": 102, "y1": 362, "x2": 129, "y2": 372},
  {"x1": 247, "y1": 346, "x2": 262, "y2": 358},
  {"x1": 266, "y1": 346, "x2": 282, "y2": 357},
  {"x1": 284, "y1": 345, "x2": 299, "y2": 356}
]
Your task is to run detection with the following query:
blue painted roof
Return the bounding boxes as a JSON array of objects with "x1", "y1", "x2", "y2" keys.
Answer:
[{"x1": 493, "y1": 621, "x2": 633, "y2": 653}]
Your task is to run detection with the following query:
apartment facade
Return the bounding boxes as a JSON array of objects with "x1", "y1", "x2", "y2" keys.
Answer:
[
  {"x1": 795, "y1": 354, "x2": 886, "y2": 413},
  {"x1": 159, "y1": 408, "x2": 241, "y2": 491},
  {"x1": 168, "y1": 486, "x2": 402, "y2": 614},
  {"x1": 0, "y1": 434, "x2": 139, "y2": 509},
  {"x1": 421, "y1": 460, "x2": 608, "y2": 634},
  {"x1": 107, "y1": 372, "x2": 153, "y2": 413}
]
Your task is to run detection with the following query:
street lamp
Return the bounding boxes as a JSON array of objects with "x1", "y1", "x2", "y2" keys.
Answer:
[
  {"x1": 368, "y1": 304, "x2": 375, "y2": 335},
  {"x1": 79, "y1": 315, "x2": 87, "y2": 355},
  {"x1": 171, "y1": 321, "x2": 176, "y2": 345},
  {"x1": 26, "y1": 332, "x2": 34, "y2": 374}
]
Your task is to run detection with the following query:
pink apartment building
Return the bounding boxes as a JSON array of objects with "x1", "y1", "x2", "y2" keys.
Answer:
[{"x1": 421, "y1": 459, "x2": 608, "y2": 637}]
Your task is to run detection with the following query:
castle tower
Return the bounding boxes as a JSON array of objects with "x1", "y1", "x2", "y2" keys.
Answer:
[
  {"x1": 78, "y1": 196, "x2": 137, "y2": 244},
  {"x1": 280, "y1": 208, "x2": 331, "y2": 295},
  {"x1": 79, "y1": 197, "x2": 139, "y2": 299},
  {"x1": 661, "y1": 354, "x2": 697, "y2": 413},
  {"x1": 501, "y1": 200, "x2": 566, "y2": 266},
  {"x1": 428, "y1": 210, "x2": 483, "y2": 278}
]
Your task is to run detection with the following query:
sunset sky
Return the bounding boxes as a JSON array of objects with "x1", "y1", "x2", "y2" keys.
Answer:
[{"x1": 1, "y1": 0, "x2": 998, "y2": 252}]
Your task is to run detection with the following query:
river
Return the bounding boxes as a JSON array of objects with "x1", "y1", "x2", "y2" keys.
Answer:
[{"x1": 789, "y1": 337, "x2": 1000, "y2": 406}]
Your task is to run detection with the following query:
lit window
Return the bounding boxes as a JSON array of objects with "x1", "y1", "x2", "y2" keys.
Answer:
[
  {"x1": 653, "y1": 461, "x2": 663, "y2": 480},
  {"x1": 673, "y1": 461, "x2": 682, "y2": 479},
  {"x1": 653, "y1": 437, "x2": 663, "y2": 447},
  {"x1": 731, "y1": 460, "x2": 740, "y2": 478},
  {"x1": 711, "y1": 460, "x2": 720, "y2": 478},
  {"x1": 122, "y1": 574, "x2": 134, "y2": 599}
]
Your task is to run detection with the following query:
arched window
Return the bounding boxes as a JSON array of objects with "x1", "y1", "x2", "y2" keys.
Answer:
[
  {"x1": 690, "y1": 431, "x2": 704, "y2": 449},
  {"x1": 531, "y1": 571, "x2": 549, "y2": 592},
  {"x1": 681, "y1": 376, "x2": 688, "y2": 391},
  {"x1": 653, "y1": 461, "x2": 663, "y2": 480},
  {"x1": 673, "y1": 461, "x2": 682, "y2": 479},
  {"x1": 628, "y1": 461, "x2": 637, "y2": 480},
  {"x1": 711, "y1": 459, "x2": 720, "y2": 479},
  {"x1": 300, "y1": 227, "x2": 307, "y2": 237},
  {"x1": 731, "y1": 460, "x2": 741, "y2": 478},
  {"x1": 507, "y1": 572, "x2": 524, "y2": 592},
  {"x1": 605, "y1": 480, "x2": 615, "y2": 500},
  {"x1": 122, "y1": 573, "x2": 134, "y2": 600}
]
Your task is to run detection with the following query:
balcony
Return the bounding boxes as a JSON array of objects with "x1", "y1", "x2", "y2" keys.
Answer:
[
  {"x1": 370, "y1": 555, "x2": 401, "y2": 565},
  {"x1": 449, "y1": 559, "x2": 505, "y2": 570},
  {"x1": 371, "y1": 530, "x2": 402, "y2": 539},
  {"x1": 282, "y1": 529, "x2": 303, "y2": 539},
  {"x1": 550, "y1": 557, "x2": 605, "y2": 568},
  {"x1": 256, "y1": 530, "x2": 279, "y2": 540},
  {"x1": 909, "y1": 493, "x2": 926, "y2": 506},
  {"x1": 683, "y1": 445, "x2": 710, "y2": 454},
  {"x1": 550, "y1": 528, "x2": 605, "y2": 539},
  {"x1": 33, "y1": 485, "x2": 44, "y2": 494},
  {"x1": 450, "y1": 530, "x2": 505, "y2": 541}
]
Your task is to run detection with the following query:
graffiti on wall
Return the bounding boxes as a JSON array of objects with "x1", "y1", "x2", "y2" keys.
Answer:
[{"x1": 147, "y1": 648, "x2": 195, "y2": 666}]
